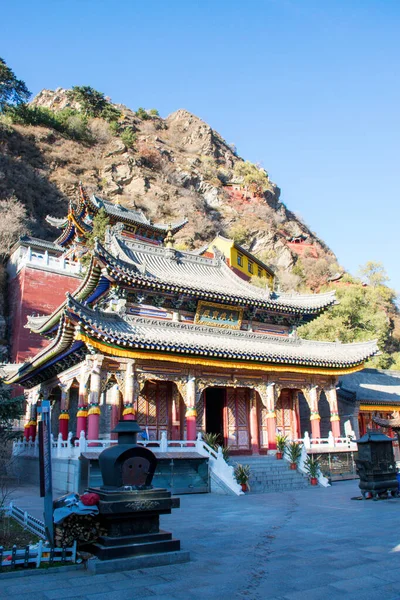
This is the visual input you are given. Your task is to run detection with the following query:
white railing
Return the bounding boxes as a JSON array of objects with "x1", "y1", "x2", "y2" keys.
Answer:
[
  {"x1": 294, "y1": 430, "x2": 358, "y2": 452},
  {"x1": 13, "y1": 431, "x2": 242, "y2": 496},
  {"x1": 18, "y1": 247, "x2": 81, "y2": 275}
]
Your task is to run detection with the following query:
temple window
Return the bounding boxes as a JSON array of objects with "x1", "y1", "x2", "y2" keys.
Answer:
[
  {"x1": 237, "y1": 254, "x2": 243, "y2": 267},
  {"x1": 258, "y1": 267, "x2": 262, "y2": 277},
  {"x1": 248, "y1": 261, "x2": 253, "y2": 274}
]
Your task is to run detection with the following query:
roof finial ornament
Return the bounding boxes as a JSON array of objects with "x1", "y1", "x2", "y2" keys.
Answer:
[{"x1": 165, "y1": 224, "x2": 175, "y2": 249}]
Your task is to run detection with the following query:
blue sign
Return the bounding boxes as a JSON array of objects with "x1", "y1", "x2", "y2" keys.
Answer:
[{"x1": 38, "y1": 400, "x2": 54, "y2": 545}]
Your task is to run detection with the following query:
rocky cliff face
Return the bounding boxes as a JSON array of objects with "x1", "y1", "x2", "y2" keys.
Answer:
[{"x1": 1, "y1": 88, "x2": 337, "y2": 278}]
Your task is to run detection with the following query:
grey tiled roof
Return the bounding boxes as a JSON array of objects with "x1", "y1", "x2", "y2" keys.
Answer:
[
  {"x1": 90, "y1": 195, "x2": 188, "y2": 233},
  {"x1": 339, "y1": 369, "x2": 400, "y2": 405},
  {"x1": 67, "y1": 296, "x2": 378, "y2": 368},
  {"x1": 108, "y1": 235, "x2": 337, "y2": 314},
  {"x1": 17, "y1": 235, "x2": 64, "y2": 252}
]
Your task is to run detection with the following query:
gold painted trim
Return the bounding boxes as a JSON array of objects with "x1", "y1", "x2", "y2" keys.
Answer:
[
  {"x1": 359, "y1": 404, "x2": 400, "y2": 412},
  {"x1": 75, "y1": 333, "x2": 365, "y2": 376},
  {"x1": 185, "y1": 408, "x2": 197, "y2": 417},
  {"x1": 194, "y1": 300, "x2": 244, "y2": 330}
]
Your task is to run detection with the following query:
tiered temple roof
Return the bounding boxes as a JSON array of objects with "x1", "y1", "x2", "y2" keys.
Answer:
[
  {"x1": 26, "y1": 232, "x2": 337, "y2": 336},
  {"x1": 5, "y1": 228, "x2": 379, "y2": 387},
  {"x1": 46, "y1": 184, "x2": 188, "y2": 248}
]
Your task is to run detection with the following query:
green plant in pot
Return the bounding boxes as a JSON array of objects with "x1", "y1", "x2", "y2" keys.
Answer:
[
  {"x1": 275, "y1": 434, "x2": 288, "y2": 459},
  {"x1": 286, "y1": 441, "x2": 303, "y2": 470},
  {"x1": 304, "y1": 454, "x2": 320, "y2": 485},
  {"x1": 234, "y1": 463, "x2": 251, "y2": 492}
]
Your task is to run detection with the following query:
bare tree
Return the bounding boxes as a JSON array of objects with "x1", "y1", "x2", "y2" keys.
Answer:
[{"x1": 0, "y1": 196, "x2": 28, "y2": 261}]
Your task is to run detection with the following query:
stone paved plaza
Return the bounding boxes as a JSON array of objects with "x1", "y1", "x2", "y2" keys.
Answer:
[{"x1": 4, "y1": 481, "x2": 400, "y2": 600}]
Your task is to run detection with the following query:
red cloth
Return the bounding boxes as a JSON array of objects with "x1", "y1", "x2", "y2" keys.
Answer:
[{"x1": 80, "y1": 492, "x2": 100, "y2": 506}]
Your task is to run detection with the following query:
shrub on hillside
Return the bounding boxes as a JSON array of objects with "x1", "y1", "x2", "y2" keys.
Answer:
[
  {"x1": 5, "y1": 104, "x2": 92, "y2": 142},
  {"x1": 148, "y1": 108, "x2": 159, "y2": 116},
  {"x1": 135, "y1": 107, "x2": 150, "y2": 120},
  {"x1": 227, "y1": 223, "x2": 250, "y2": 246},
  {"x1": 120, "y1": 127, "x2": 137, "y2": 148},
  {"x1": 233, "y1": 161, "x2": 270, "y2": 195},
  {"x1": 67, "y1": 86, "x2": 121, "y2": 122}
]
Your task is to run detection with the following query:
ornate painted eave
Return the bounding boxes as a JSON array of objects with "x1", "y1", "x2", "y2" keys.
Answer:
[
  {"x1": 45, "y1": 215, "x2": 69, "y2": 229},
  {"x1": 66, "y1": 296, "x2": 378, "y2": 371},
  {"x1": 25, "y1": 258, "x2": 108, "y2": 335},
  {"x1": 5, "y1": 315, "x2": 84, "y2": 387}
]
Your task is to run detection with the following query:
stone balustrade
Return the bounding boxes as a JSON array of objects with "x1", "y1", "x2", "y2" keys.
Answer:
[{"x1": 12, "y1": 247, "x2": 82, "y2": 276}]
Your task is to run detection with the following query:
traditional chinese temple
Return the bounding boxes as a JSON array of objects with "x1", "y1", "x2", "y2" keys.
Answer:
[{"x1": 6, "y1": 185, "x2": 379, "y2": 460}]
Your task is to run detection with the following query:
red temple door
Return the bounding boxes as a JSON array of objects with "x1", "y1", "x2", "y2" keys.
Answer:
[
  {"x1": 225, "y1": 387, "x2": 251, "y2": 452},
  {"x1": 137, "y1": 381, "x2": 172, "y2": 441},
  {"x1": 276, "y1": 390, "x2": 298, "y2": 439}
]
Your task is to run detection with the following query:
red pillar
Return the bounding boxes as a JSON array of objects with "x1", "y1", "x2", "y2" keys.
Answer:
[
  {"x1": 122, "y1": 405, "x2": 135, "y2": 421},
  {"x1": 28, "y1": 420, "x2": 37, "y2": 441},
  {"x1": 123, "y1": 361, "x2": 136, "y2": 421},
  {"x1": 311, "y1": 415, "x2": 321, "y2": 439},
  {"x1": 58, "y1": 412, "x2": 69, "y2": 440},
  {"x1": 267, "y1": 413, "x2": 277, "y2": 450},
  {"x1": 250, "y1": 404, "x2": 260, "y2": 454},
  {"x1": 331, "y1": 417, "x2": 341, "y2": 438},
  {"x1": 24, "y1": 423, "x2": 30, "y2": 440},
  {"x1": 186, "y1": 408, "x2": 197, "y2": 442},
  {"x1": 76, "y1": 408, "x2": 87, "y2": 436},
  {"x1": 87, "y1": 406, "x2": 100, "y2": 440}
]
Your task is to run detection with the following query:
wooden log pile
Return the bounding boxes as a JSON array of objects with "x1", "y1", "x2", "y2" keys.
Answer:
[{"x1": 54, "y1": 515, "x2": 105, "y2": 548}]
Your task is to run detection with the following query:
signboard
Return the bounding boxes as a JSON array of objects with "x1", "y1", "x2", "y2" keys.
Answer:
[
  {"x1": 38, "y1": 400, "x2": 54, "y2": 545},
  {"x1": 194, "y1": 301, "x2": 243, "y2": 330}
]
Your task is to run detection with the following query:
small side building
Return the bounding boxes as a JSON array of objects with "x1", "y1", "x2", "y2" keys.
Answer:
[
  {"x1": 339, "y1": 368, "x2": 400, "y2": 439},
  {"x1": 203, "y1": 234, "x2": 275, "y2": 285}
]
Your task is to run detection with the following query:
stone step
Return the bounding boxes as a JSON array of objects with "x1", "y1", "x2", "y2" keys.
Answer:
[{"x1": 230, "y1": 456, "x2": 311, "y2": 494}]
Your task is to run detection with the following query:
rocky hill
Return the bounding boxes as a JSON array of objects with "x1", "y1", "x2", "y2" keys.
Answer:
[{"x1": 1, "y1": 88, "x2": 338, "y2": 283}]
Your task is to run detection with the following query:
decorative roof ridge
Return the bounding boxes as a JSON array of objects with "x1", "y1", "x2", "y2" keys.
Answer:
[
  {"x1": 272, "y1": 289, "x2": 337, "y2": 301},
  {"x1": 66, "y1": 292, "x2": 121, "y2": 323},
  {"x1": 218, "y1": 258, "x2": 271, "y2": 298},
  {"x1": 113, "y1": 234, "x2": 222, "y2": 267},
  {"x1": 90, "y1": 194, "x2": 151, "y2": 225}
]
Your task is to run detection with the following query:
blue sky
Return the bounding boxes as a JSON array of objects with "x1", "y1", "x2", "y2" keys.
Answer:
[{"x1": 3, "y1": 0, "x2": 400, "y2": 291}]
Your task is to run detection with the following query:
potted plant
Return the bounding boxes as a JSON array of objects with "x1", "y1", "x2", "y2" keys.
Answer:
[
  {"x1": 304, "y1": 454, "x2": 320, "y2": 485},
  {"x1": 286, "y1": 441, "x2": 303, "y2": 470},
  {"x1": 275, "y1": 434, "x2": 288, "y2": 459},
  {"x1": 234, "y1": 463, "x2": 251, "y2": 492}
]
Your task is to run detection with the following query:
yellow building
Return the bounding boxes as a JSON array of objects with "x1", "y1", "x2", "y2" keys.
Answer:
[{"x1": 205, "y1": 234, "x2": 274, "y2": 285}]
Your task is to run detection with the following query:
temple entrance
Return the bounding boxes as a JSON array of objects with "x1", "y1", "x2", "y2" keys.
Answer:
[
  {"x1": 276, "y1": 389, "x2": 299, "y2": 439},
  {"x1": 204, "y1": 387, "x2": 251, "y2": 453},
  {"x1": 205, "y1": 387, "x2": 225, "y2": 439}
]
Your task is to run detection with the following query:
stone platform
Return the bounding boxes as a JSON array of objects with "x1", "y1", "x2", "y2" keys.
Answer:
[{"x1": 84, "y1": 486, "x2": 187, "y2": 563}]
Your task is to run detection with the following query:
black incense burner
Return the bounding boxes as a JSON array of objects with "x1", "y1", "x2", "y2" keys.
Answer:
[
  {"x1": 98, "y1": 420, "x2": 157, "y2": 489},
  {"x1": 85, "y1": 420, "x2": 182, "y2": 561}
]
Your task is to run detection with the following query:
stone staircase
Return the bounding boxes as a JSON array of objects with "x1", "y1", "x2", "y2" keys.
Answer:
[{"x1": 231, "y1": 455, "x2": 310, "y2": 493}]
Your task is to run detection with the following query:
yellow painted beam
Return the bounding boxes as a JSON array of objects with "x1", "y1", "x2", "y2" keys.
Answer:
[
  {"x1": 76, "y1": 333, "x2": 364, "y2": 376},
  {"x1": 359, "y1": 405, "x2": 400, "y2": 412}
]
